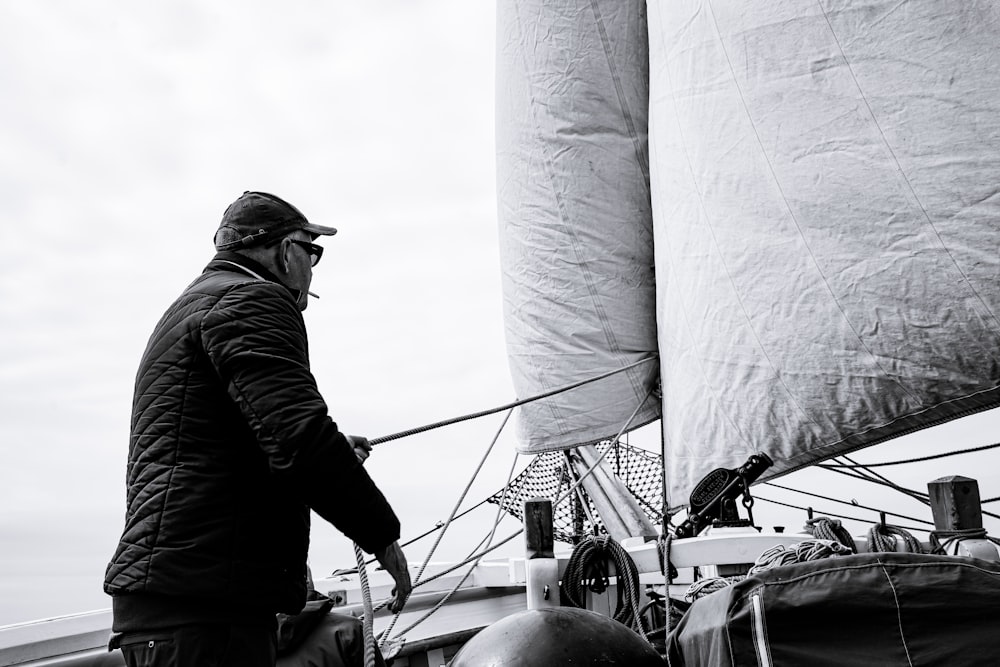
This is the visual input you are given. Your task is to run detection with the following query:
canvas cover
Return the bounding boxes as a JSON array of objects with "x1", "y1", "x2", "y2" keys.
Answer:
[
  {"x1": 666, "y1": 553, "x2": 1000, "y2": 666},
  {"x1": 648, "y1": 0, "x2": 1000, "y2": 506},
  {"x1": 496, "y1": 0, "x2": 660, "y2": 453}
]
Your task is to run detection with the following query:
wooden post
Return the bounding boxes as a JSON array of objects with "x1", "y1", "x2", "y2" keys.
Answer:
[
  {"x1": 927, "y1": 476, "x2": 997, "y2": 560},
  {"x1": 570, "y1": 445, "x2": 658, "y2": 541},
  {"x1": 524, "y1": 498, "x2": 560, "y2": 609},
  {"x1": 928, "y1": 475, "x2": 983, "y2": 531}
]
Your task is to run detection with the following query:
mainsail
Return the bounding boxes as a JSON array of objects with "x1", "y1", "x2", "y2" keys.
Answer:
[{"x1": 498, "y1": 0, "x2": 1000, "y2": 509}]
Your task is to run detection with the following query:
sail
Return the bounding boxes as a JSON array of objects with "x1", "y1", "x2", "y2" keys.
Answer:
[
  {"x1": 497, "y1": 0, "x2": 1000, "y2": 507},
  {"x1": 496, "y1": 0, "x2": 661, "y2": 453},
  {"x1": 649, "y1": 0, "x2": 1000, "y2": 506}
]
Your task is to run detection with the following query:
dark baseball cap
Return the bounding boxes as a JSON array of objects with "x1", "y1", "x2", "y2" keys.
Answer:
[{"x1": 214, "y1": 191, "x2": 337, "y2": 250}]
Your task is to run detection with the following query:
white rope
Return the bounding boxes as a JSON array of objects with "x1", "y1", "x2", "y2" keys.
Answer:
[{"x1": 354, "y1": 543, "x2": 378, "y2": 667}]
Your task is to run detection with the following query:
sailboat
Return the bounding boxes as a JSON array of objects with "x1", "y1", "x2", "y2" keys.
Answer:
[{"x1": 3, "y1": 0, "x2": 1000, "y2": 665}]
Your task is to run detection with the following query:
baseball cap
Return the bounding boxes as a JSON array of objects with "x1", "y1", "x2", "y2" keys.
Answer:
[{"x1": 214, "y1": 191, "x2": 337, "y2": 250}]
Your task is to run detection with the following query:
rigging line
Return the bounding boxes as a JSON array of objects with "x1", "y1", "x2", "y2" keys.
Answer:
[
  {"x1": 762, "y1": 481, "x2": 934, "y2": 526},
  {"x1": 412, "y1": 409, "x2": 513, "y2": 588},
  {"x1": 374, "y1": 387, "x2": 656, "y2": 611},
  {"x1": 464, "y1": 451, "x2": 522, "y2": 560},
  {"x1": 840, "y1": 454, "x2": 905, "y2": 487},
  {"x1": 819, "y1": 462, "x2": 930, "y2": 504},
  {"x1": 837, "y1": 454, "x2": 931, "y2": 504},
  {"x1": 406, "y1": 529, "x2": 524, "y2": 590},
  {"x1": 389, "y1": 453, "x2": 522, "y2": 643},
  {"x1": 368, "y1": 355, "x2": 657, "y2": 446},
  {"x1": 819, "y1": 464, "x2": 1000, "y2": 522},
  {"x1": 352, "y1": 498, "x2": 492, "y2": 570},
  {"x1": 367, "y1": 527, "x2": 526, "y2": 619},
  {"x1": 821, "y1": 441, "x2": 1000, "y2": 468},
  {"x1": 553, "y1": 385, "x2": 656, "y2": 508},
  {"x1": 754, "y1": 496, "x2": 929, "y2": 534}
]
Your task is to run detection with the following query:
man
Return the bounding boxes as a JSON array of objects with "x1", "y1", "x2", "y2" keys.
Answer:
[{"x1": 105, "y1": 191, "x2": 410, "y2": 666}]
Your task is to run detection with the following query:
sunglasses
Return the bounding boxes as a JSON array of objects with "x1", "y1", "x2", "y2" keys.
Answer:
[{"x1": 289, "y1": 239, "x2": 324, "y2": 267}]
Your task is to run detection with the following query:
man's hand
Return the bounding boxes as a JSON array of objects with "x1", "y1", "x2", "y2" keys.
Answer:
[
  {"x1": 374, "y1": 541, "x2": 411, "y2": 614},
  {"x1": 346, "y1": 435, "x2": 372, "y2": 464}
]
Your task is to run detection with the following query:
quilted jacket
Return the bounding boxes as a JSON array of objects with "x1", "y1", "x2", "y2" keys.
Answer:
[{"x1": 104, "y1": 252, "x2": 400, "y2": 621}]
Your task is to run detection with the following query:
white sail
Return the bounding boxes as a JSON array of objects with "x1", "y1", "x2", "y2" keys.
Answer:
[
  {"x1": 498, "y1": 0, "x2": 1000, "y2": 508},
  {"x1": 649, "y1": 0, "x2": 1000, "y2": 506},
  {"x1": 497, "y1": 0, "x2": 661, "y2": 453}
]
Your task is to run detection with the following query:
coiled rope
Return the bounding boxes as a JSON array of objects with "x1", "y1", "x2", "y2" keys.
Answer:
[
  {"x1": 804, "y1": 517, "x2": 857, "y2": 552},
  {"x1": 684, "y1": 539, "x2": 852, "y2": 602},
  {"x1": 750, "y1": 539, "x2": 852, "y2": 574},
  {"x1": 867, "y1": 522, "x2": 923, "y2": 553},
  {"x1": 560, "y1": 535, "x2": 648, "y2": 640}
]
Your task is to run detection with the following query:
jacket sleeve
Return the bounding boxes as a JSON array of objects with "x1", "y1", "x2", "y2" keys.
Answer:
[{"x1": 200, "y1": 281, "x2": 400, "y2": 553}]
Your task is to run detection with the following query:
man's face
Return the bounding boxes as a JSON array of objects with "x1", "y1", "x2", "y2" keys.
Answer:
[{"x1": 282, "y1": 230, "x2": 321, "y2": 310}]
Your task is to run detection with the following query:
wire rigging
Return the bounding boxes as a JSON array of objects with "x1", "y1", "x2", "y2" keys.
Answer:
[
  {"x1": 368, "y1": 356, "x2": 657, "y2": 447},
  {"x1": 821, "y1": 441, "x2": 1000, "y2": 468}
]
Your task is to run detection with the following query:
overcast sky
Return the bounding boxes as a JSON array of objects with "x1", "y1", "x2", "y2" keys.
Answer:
[
  {"x1": 0, "y1": 1, "x2": 532, "y2": 625},
  {"x1": 3, "y1": 1, "x2": 1000, "y2": 629}
]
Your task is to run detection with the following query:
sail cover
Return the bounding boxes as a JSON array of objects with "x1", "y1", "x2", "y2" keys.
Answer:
[
  {"x1": 666, "y1": 553, "x2": 1000, "y2": 666},
  {"x1": 650, "y1": 0, "x2": 1000, "y2": 506},
  {"x1": 496, "y1": 0, "x2": 661, "y2": 452}
]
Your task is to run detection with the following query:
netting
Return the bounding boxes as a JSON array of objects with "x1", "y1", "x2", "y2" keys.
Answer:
[{"x1": 488, "y1": 441, "x2": 664, "y2": 544}]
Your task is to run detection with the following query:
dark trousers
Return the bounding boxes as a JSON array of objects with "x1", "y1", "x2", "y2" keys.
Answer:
[{"x1": 117, "y1": 624, "x2": 277, "y2": 667}]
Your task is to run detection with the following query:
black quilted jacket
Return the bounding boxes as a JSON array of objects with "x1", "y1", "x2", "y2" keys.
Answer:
[{"x1": 104, "y1": 252, "x2": 400, "y2": 620}]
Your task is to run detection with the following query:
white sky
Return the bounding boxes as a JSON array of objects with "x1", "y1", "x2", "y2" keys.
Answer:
[
  {"x1": 0, "y1": 1, "x2": 528, "y2": 625},
  {"x1": 2, "y1": 1, "x2": 999, "y2": 628}
]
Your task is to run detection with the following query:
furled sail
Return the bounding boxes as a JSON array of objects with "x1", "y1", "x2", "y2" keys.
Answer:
[
  {"x1": 650, "y1": 0, "x2": 1000, "y2": 506},
  {"x1": 496, "y1": 0, "x2": 660, "y2": 453}
]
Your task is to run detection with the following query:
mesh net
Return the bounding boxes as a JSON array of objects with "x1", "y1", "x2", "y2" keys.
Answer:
[{"x1": 488, "y1": 441, "x2": 664, "y2": 544}]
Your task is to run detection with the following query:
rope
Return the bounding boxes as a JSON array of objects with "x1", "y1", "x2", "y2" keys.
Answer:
[
  {"x1": 661, "y1": 534, "x2": 673, "y2": 634},
  {"x1": 355, "y1": 387, "x2": 655, "y2": 649},
  {"x1": 821, "y1": 441, "x2": 1000, "y2": 468},
  {"x1": 559, "y1": 535, "x2": 648, "y2": 640},
  {"x1": 374, "y1": 410, "x2": 513, "y2": 649},
  {"x1": 761, "y1": 482, "x2": 935, "y2": 527},
  {"x1": 819, "y1": 462, "x2": 931, "y2": 505},
  {"x1": 822, "y1": 460, "x2": 1000, "y2": 522},
  {"x1": 354, "y1": 543, "x2": 378, "y2": 667},
  {"x1": 754, "y1": 496, "x2": 930, "y2": 534},
  {"x1": 368, "y1": 356, "x2": 657, "y2": 446},
  {"x1": 749, "y1": 540, "x2": 853, "y2": 575},
  {"x1": 684, "y1": 539, "x2": 852, "y2": 602},
  {"x1": 401, "y1": 390, "x2": 655, "y2": 597},
  {"x1": 929, "y1": 528, "x2": 1000, "y2": 555},
  {"x1": 411, "y1": 410, "x2": 513, "y2": 587},
  {"x1": 685, "y1": 576, "x2": 742, "y2": 602},
  {"x1": 387, "y1": 452, "x2": 522, "y2": 643},
  {"x1": 867, "y1": 523, "x2": 923, "y2": 553},
  {"x1": 804, "y1": 517, "x2": 857, "y2": 552}
]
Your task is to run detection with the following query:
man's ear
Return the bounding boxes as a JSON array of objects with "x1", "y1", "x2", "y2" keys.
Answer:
[{"x1": 279, "y1": 237, "x2": 293, "y2": 273}]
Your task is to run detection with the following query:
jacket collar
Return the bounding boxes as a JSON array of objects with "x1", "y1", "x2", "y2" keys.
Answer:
[{"x1": 206, "y1": 251, "x2": 301, "y2": 302}]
